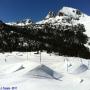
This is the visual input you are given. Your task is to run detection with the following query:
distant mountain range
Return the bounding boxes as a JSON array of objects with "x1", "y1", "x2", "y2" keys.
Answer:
[{"x1": 6, "y1": 19, "x2": 33, "y2": 26}]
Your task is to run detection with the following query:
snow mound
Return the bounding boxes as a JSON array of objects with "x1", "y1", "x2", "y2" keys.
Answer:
[
  {"x1": 73, "y1": 64, "x2": 88, "y2": 74},
  {"x1": 25, "y1": 64, "x2": 63, "y2": 80}
]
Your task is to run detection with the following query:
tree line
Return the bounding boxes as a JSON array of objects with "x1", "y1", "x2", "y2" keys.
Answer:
[{"x1": 0, "y1": 23, "x2": 89, "y2": 59}]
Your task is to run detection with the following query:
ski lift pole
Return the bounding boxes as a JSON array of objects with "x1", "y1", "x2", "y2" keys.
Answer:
[
  {"x1": 26, "y1": 44, "x2": 28, "y2": 61},
  {"x1": 88, "y1": 60, "x2": 90, "y2": 69},
  {"x1": 27, "y1": 50, "x2": 28, "y2": 61},
  {"x1": 40, "y1": 51, "x2": 41, "y2": 64},
  {"x1": 66, "y1": 58, "x2": 68, "y2": 72},
  {"x1": 26, "y1": 46, "x2": 28, "y2": 61},
  {"x1": 80, "y1": 59, "x2": 83, "y2": 64}
]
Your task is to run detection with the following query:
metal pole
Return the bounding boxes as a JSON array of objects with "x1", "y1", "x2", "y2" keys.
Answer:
[
  {"x1": 26, "y1": 46, "x2": 28, "y2": 61},
  {"x1": 27, "y1": 51, "x2": 28, "y2": 61},
  {"x1": 40, "y1": 51, "x2": 41, "y2": 64},
  {"x1": 88, "y1": 60, "x2": 90, "y2": 69},
  {"x1": 80, "y1": 59, "x2": 83, "y2": 64},
  {"x1": 66, "y1": 58, "x2": 68, "y2": 72}
]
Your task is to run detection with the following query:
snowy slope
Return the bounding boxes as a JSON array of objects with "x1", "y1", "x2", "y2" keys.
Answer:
[
  {"x1": 78, "y1": 16, "x2": 90, "y2": 37},
  {"x1": 0, "y1": 52, "x2": 90, "y2": 90}
]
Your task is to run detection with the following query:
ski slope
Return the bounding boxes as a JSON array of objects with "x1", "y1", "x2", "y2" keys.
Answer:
[{"x1": 0, "y1": 52, "x2": 90, "y2": 90}]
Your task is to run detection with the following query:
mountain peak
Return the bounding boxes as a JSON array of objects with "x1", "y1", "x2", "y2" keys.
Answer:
[
  {"x1": 59, "y1": 6, "x2": 84, "y2": 18},
  {"x1": 60, "y1": 6, "x2": 76, "y2": 11},
  {"x1": 45, "y1": 11, "x2": 56, "y2": 19}
]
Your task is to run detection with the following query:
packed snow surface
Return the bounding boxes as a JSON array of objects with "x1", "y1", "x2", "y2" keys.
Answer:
[{"x1": 0, "y1": 52, "x2": 90, "y2": 90}]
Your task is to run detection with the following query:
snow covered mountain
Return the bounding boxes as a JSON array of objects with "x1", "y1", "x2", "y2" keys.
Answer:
[
  {"x1": 5, "y1": 7, "x2": 90, "y2": 37},
  {"x1": 3, "y1": 7, "x2": 90, "y2": 52},
  {"x1": 37, "y1": 6, "x2": 90, "y2": 37},
  {"x1": 0, "y1": 7, "x2": 90, "y2": 90},
  {"x1": 37, "y1": 7, "x2": 85, "y2": 25},
  {"x1": 6, "y1": 19, "x2": 33, "y2": 26}
]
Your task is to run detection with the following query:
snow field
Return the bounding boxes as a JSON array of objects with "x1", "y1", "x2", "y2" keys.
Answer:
[{"x1": 0, "y1": 52, "x2": 90, "y2": 90}]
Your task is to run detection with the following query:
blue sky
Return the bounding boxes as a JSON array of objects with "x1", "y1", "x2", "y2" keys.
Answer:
[{"x1": 0, "y1": 0, "x2": 90, "y2": 22}]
